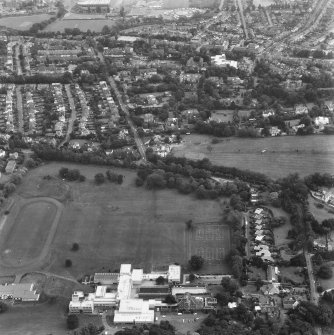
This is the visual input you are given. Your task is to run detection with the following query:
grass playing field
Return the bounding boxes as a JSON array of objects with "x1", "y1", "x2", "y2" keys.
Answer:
[
  {"x1": 0, "y1": 198, "x2": 59, "y2": 267},
  {"x1": 44, "y1": 18, "x2": 116, "y2": 32},
  {"x1": 0, "y1": 14, "x2": 53, "y2": 30},
  {"x1": 172, "y1": 134, "x2": 334, "y2": 179},
  {"x1": 2, "y1": 162, "x2": 226, "y2": 278}
]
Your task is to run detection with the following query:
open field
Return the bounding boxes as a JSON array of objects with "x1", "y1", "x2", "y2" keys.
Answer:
[
  {"x1": 172, "y1": 134, "x2": 334, "y2": 179},
  {"x1": 44, "y1": 18, "x2": 116, "y2": 32},
  {"x1": 2, "y1": 162, "x2": 225, "y2": 278},
  {"x1": 0, "y1": 198, "x2": 60, "y2": 267},
  {"x1": 0, "y1": 14, "x2": 53, "y2": 30},
  {"x1": 0, "y1": 302, "x2": 68, "y2": 335}
]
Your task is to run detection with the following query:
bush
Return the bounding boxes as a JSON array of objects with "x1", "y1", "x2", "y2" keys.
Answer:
[
  {"x1": 67, "y1": 314, "x2": 78, "y2": 330},
  {"x1": 25, "y1": 158, "x2": 36, "y2": 168},
  {"x1": 318, "y1": 265, "x2": 333, "y2": 279},
  {"x1": 94, "y1": 173, "x2": 105, "y2": 185},
  {"x1": 65, "y1": 259, "x2": 72, "y2": 267},
  {"x1": 0, "y1": 301, "x2": 8, "y2": 313},
  {"x1": 79, "y1": 175, "x2": 86, "y2": 182},
  {"x1": 156, "y1": 276, "x2": 165, "y2": 285},
  {"x1": 135, "y1": 177, "x2": 144, "y2": 187},
  {"x1": 189, "y1": 255, "x2": 204, "y2": 271},
  {"x1": 71, "y1": 243, "x2": 79, "y2": 251}
]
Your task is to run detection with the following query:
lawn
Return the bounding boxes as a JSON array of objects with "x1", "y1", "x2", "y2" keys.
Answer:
[
  {"x1": 172, "y1": 134, "x2": 334, "y2": 179},
  {"x1": 0, "y1": 14, "x2": 53, "y2": 30},
  {"x1": 44, "y1": 18, "x2": 116, "y2": 32},
  {"x1": 0, "y1": 198, "x2": 58, "y2": 267},
  {"x1": 308, "y1": 195, "x2": 334, "y2": 223},
  {"x1": 9, "y1": 162, "x2": 224, "y2": 278},
  {"x1": 266, "y1": 206, "x2": 292, "y2": 247},
  {"x1": 0, "y1": 302, "x2": 69, "y2": 335}
]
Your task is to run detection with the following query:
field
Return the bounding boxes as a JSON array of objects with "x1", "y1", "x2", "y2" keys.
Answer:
[
  {"x1": 44, "y1": 18, "x2": 116, "y2": 32},
  {"x1": 0, "y1": 162, "x2": 225, "y2": 278},
  {"x1": 0, "y1": 198, "x2": 62, "y2": 268},
  {"x1": 0, "y1": 14, "x2": 53, "y2": 30},
  {"x1": 172, "y1": 134, "x2": 334, "y2": 179}
]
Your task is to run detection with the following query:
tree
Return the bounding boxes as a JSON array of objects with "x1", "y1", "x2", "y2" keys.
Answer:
[
  {"x1": 189, "y1": 273, "x2": 195, "y2": 282},
  {"x1": 117, "y1": 174, "x2": 124, "y2": 184},
  {"x1": 67, "y1": 314, "x2": 79, "y2": 330},
  {"x1": 25, "y1": 158, "x2": 36, "y2": 168},
  {"x1": 189, "y1": 255, "x2": 204, "y2": 271},
  {"x1": 120, "y1": 6, "x2": 125, "y2": 20},
  {"x1": 146, "y1": 173, "x2": 166, "y2": 189},
  {"x1": 164, "y1": 294, "x2": 176, "y2": 304},
  {"x1": 156, "y1": 276, "x2": 165, "y2": 285},
  {"x1": 94, "y1": 173, "x2": 105, "y2": 185},
  {"x1": 0, "y1": 302, "x2": 8, "y2": 313},
  {"x1": 59, "y1": 167, "x2": 69, "y2": 179},
  {"x1": 10, "y1": 174, "x2": 22, "y2": 185},
  {"x1": 65, "y1": 259, "x2": 72, "y2": 267},
  {"x1": 71, "y1": 243, "x2": 79, "y2": 251},
  {"x1": 185, "y1": 219, "x2": 193, "y2": 230},
  {"x1": 4, "y1": 182, "x2": 16, "y2": 196},
  {"x1": 318, "y1": 265, "x2": 333, "y2": 279}
]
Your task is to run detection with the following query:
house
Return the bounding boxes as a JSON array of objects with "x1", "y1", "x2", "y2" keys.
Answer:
[
  {"x1": 267, "y1": 266, "x2": 279, "y2": 283},
  {"x1": 211, "y1": 54, "x2": 238, "y2": 69},
  {"x1": 9, "y1": 152, "x2": 18, "y2": 160},
  {"x1": 5, "y1": 160, "x2": 16, "y2": 174},
  {"x1": 314, "y1": 116, "x2": 329, "y2": 127},
  {"x1": 260, "y1": 284, "x2": 280, "y2": 296},
  {"x1": 283, "y1": 296, "x2": 299, "y2": 310},
  {"x1": 269, "y1": 126, "x2": 281, "y2": 136},
  {"x1": 295, "y1": 105, "x2": 308, "y2": 115},
  {"x1": 262, "y1": 109, "x2": 275, "y2": 118},
  {"x1": 0, "y1": 149, "x2": 5, "y2": 158}
]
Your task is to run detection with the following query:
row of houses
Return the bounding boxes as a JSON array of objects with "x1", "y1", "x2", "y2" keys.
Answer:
[{"x1": 249, "y1": 208, "x2": 276, "y2": 263}]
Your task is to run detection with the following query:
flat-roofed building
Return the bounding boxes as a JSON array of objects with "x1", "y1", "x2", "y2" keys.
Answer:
[
  {"x1": 114, "y1": 299, "x2": 155, "y2": 324},
  {"x1": 132, "y1": 269, "x2": 143, "y2": 285},
  {"x1": 0, "y1": 283, "x2": 39, "y2": 301},
  {"x1": 94, "y1": 273, "x2": 119, "y2": 285},
  {"x1": 168, "y1": 265, "x2": 181, "y2": 283},
  {"x1": 138, "y1": 286, "x2": 170, "y2": 300},
  {"x1": 172, "y1": 285, "x2": 207, "y2": 296}
]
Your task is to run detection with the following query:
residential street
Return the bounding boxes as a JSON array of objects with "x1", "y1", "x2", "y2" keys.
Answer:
[{"x1": 108, "y1": 76, "x2": 147, "y2": 162}]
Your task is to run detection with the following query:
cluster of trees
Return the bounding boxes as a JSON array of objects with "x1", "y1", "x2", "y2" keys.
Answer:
[
  {"x1": 33, "y1": 144, "x2": 139, "y2": 170},
  {"x1": 71, "y1": 323, "x2": 103, "y2": 335},
  {"x1": 293, "y1": 48, "x2": 334, "y2": 59},
  {"x1": 136, "y1": 162, "x2": 251, "y2": 203},
  {"x1": 144, "y1": 155, "x2": 271, "y2": 187},
  {"x1": 114, "y1": 321, "x2": 176, "y2": 335},
  {"x1": 304, "y1": 172, "x2": 334, "y2": 190},
  {"x1": 194, "y1": 120, "x2": 236, "y2": 138},
  {"x1": 59, "y1": 167, "x2": 85, "y2": 182},
  {"x1": 95, "y1": 170, "x2": 124, "y2": 185}
]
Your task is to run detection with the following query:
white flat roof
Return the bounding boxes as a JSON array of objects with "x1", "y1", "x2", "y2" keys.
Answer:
[
  {"x1": 120, "y1": 264, "x2": 132, "y2": 275},
  {"x1": 119, "y1": 299, "x2": 149, "y2": 313},
  {"x1": 117, "y1": 275, "x2": 132, "y2": 300},
  {"x1": 168, "y1": 265, "x2": 181, "y2": 282},
  {"x1": 77, "y1": 0, "x2": 110, "y2": 5},
  {"x1": 114, "y1": 310, "x2": 155, "y2": 323},
  {"x1": 132, "y1": 269, "x2": 143, "y2": 283}
]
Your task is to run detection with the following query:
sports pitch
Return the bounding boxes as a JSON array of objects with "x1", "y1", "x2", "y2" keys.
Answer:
[
  {"x1": 0, "y1": 162, "x2": 228, "y2": 277},
  {"x1": 187, "y1": 223, "x2": 231, "y2": 263}
]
